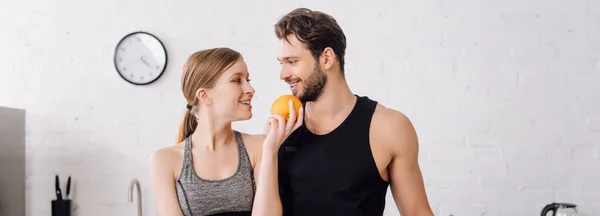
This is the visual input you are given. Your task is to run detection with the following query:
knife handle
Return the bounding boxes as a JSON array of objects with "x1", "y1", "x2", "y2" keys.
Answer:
[
  {"x1": 55, "y1": 175, "x2": 63, "y2": 200},
  {"x1": 66, "y1": 176, "x2": 71, "y2": 198}
]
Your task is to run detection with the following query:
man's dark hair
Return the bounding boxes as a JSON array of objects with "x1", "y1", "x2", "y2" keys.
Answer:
[{"x1": 274, "y1": 8, "x2": 347, "y2": 74}]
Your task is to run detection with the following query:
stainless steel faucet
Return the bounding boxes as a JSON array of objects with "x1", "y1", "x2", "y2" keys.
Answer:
[{"x1": 128, "y1": 178, "x2": 142, "y2": 216}]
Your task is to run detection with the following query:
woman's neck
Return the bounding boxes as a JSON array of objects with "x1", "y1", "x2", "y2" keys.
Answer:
[{"x1": 190, "y1": 114, "x2": 235, "y2": 152}]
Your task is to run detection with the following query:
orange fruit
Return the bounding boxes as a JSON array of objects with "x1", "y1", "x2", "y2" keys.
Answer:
[{"x1": 271, "y1": 94, "x2": 302, "y2": 121}]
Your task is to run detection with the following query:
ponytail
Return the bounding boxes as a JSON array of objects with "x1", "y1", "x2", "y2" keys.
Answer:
[{"x1": 176, "y1": 108, "x2": 198, "y2": 144}]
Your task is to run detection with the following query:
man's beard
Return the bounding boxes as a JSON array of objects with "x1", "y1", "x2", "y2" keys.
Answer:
[{"x1": 297, "y1": 63, "x2": 327, "y2": 103}]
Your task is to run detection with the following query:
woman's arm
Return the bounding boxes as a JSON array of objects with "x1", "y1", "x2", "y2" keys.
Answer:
[
  {"x1": 251, "y1": 141, "x2": 282, "y2": 216},
  {"x1": 252, "y1": 101, "x2": 303, "y2": 216},
  {"x1": 149, "y1": 148, "x2": 185, "y2": 216}
]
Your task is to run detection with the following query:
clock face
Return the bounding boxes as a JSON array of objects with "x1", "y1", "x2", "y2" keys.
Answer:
[{"x1": 114, "y1": 31, "x2": 167, "y2": 85}]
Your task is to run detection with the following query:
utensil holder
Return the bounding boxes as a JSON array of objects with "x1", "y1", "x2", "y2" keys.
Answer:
[{"x1": 51, "y1": 199, "x2": 71, "y2": 216}]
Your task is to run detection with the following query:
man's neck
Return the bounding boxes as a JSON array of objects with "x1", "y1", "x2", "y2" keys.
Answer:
[
  {"x1": 191, "y1": 113, "x2": 235, "y2": 152},
  {"x1": 304, "y1": 77, "x2": 356, "y2": 122}
]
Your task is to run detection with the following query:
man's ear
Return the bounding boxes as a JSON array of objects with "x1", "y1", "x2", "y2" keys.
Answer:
[
  {"x1": 320, "y1": 47, "x2": 336, "y2": 71},
  {"x1": 196, "y1": 88, "x2": 213, "y2": 105}
]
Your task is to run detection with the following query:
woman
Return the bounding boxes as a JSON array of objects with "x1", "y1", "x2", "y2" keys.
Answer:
[{"x1": 149, "y1": 47, "x2": 302, "y2": 216}]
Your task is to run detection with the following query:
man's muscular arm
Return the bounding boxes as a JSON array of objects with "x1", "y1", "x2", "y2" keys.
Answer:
[{"x1": 373, "y1": 106, "x2": 434, "y2": 216}]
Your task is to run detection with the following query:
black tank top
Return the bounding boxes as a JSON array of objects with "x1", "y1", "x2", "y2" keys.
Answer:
[{"x1": 278, "y1": 95, "x2": 390, "y2": 216}]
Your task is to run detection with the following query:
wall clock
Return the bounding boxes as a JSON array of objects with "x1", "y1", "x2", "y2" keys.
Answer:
[{"x1": 114, "y1": 31, "x2": 168, "y2": 85}]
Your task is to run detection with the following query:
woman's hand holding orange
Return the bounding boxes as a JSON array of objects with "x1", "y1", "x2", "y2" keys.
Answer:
[{"x1": 263, "y1": 95, "x2": 303, "y2": 154}]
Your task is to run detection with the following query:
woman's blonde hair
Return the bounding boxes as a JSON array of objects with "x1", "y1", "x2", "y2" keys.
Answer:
[{"x1": 176, "y1": 47, "x2": 242, "y2": 143}]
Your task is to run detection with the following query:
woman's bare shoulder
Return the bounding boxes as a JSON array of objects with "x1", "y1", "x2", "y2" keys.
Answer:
[
  {"x1": 238, "y1": 132, "x2": 266, "y2": 163},
  {"x1": 149, "y1": 143, "x2": 185, "y2": 170},
  {"x1": 239, "y1": 132, "x2": 266, "y2": 147}
]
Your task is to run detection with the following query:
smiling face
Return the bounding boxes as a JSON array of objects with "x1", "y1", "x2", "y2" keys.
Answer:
[
  {"x1": 273, "y1": 8, "x2": 348, "y2": 102},
  {"x1": 277, "y1": 35, "x2": 327, "y2": 103},
  {"x1": 204, "y1": 58, "x2": 255, "y2": 121},
  {"x1": 178, "y1": 47, "x2": 249, "y2": 141}
]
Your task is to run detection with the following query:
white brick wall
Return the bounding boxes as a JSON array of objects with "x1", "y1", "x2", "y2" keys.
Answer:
[{"x1": 1, "y1": 0, "x2": 599, "y2": 215}]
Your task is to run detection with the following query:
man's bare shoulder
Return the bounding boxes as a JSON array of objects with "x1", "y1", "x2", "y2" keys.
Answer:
[
  {"x1": 372, "y1": 104, "x2": 415, "y2": 134},
  {"x1": 371, "y1": 104, "x2": 419, "y2": 155}
]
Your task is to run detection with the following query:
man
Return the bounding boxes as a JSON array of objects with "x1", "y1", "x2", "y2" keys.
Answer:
[{"x1": 273, "y1": 8, "x2": 434, "y2": 216}]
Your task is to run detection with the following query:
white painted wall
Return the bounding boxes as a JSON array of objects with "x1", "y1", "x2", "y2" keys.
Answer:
[{"x1": 1, "y1": 0, "x2": 599, "y2": 215}]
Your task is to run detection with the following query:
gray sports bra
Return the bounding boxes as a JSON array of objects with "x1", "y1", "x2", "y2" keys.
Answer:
[{"x1": 175, "y1": 131, "x2": 255, "y2": 216}]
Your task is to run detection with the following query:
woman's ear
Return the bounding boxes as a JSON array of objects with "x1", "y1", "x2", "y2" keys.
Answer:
[{"x1": 195, "y1": 88, "x2": 213, "y2": 105}]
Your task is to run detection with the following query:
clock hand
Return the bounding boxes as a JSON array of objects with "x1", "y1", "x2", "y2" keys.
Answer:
[{"x1": 140, "y1": 55, "x2": 151, "y2": 67}]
